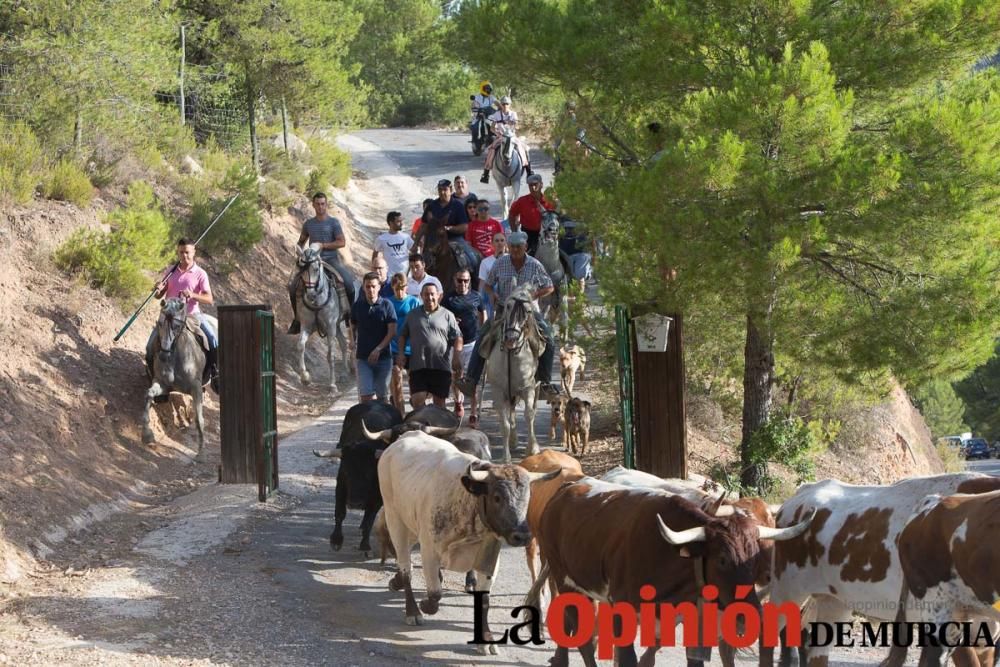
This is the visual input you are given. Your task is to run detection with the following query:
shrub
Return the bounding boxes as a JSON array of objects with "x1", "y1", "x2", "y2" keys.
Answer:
[
  {"x1": 44, "y1": 159, "x2": 94, "y2": 207},
  {"x1": 934, "y1": 440, "x2": 966, "y2": 473},
  {"x1": 187, "y1": 164, "x2": 262, "y2": 255},
  {"x1": 0, "y1": 120, "x2": 45, "y2": 204},
  {"x1": 259, "y1": 178, "x2": 295, "y2": 211},
  {"x1": 54, "y1": 181, "x2": 173, "y2": 299},
  {"x1": 307, "y1": 138, "x2": 351, "y2": 191},
  {"x1": 260, "y1": 143, "x2": 307, "y2": 193},
  {"x1": 743, "y1": 410, "x2": 837, "y2": 494}
]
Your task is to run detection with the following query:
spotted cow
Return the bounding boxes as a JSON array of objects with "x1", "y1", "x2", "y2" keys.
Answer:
[{"x1": 763, "y1": 473, "x2": 1000, "y2": 667}]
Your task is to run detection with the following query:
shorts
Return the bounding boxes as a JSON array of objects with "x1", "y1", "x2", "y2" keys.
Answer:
[
  {"x1": 409, "y1": 369, "x2": 452, "y2": 399},
  {"x1": 459, "y1": 340, "x2": 475, "y2": 372}
]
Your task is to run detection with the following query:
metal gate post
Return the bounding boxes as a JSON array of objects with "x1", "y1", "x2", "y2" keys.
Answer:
[
  {"x1": 615, "y1": 305, "x2": 636, "y2": 469},
  {"x1": 256, "y1": 309, "x2": 278, "y2": 500}
]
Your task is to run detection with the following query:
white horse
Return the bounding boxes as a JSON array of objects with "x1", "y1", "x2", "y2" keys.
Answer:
[
  {"x1": 490, "y1": 125, "x2": 524, "y2": 219},
  {"x1": 486, "y1": 283, "x2": 543, "y2": 462},
  {"x1": 293, "y1": 244, "x2": 352, "y2": 393}
]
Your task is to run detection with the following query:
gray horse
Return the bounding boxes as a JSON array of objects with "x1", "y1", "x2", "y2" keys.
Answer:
[
  {"x1": 490, "y1": 124, "x2": 524, "y2": 219},
  {"x1": 534, "y1": 212, "x2": 569, "y2": 338},
  {"x1": 142, "y1": 297, "x2": 214, "y2": 457},
  {"x1": 293, "y1": 244, "x2": 351, "y2": 393},
  {"x1": 486, "y1": 283, "x2": 543, "y2": 462}
]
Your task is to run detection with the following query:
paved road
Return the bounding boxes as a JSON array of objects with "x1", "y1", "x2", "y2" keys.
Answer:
[{"x1": 966, "y1": 457, "x2": 1000, "y2": 475}]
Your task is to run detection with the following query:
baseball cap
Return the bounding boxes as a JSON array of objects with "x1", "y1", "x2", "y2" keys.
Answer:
[
  {"x1": 437, "y1": 179, "x2": 451, "y2": 189},
  {"x1": 501, "y1": 96, "x2": 512, "y2": 104},
  {"x1": 526, "y1": 174, "x2": 543, "y2": 185},
  {"x1": 508, "y1": 231, "x2": 528, "y2": 246}
]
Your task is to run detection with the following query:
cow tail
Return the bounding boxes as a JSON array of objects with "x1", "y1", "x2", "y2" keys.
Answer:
[{"x1": 523, "y1": 562, "x2": 550, "y2": 612}]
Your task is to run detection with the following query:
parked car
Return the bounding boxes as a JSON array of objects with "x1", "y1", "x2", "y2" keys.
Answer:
[{"x1": 962, "y1": 437, "x2": 991, "y2": 460}]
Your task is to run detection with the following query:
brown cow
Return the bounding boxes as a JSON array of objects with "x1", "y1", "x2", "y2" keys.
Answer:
[
  {"x1": 519, "y1": 450, "x2": 584, "y2": 584},
  {"x1": 880, "y1": 489, "x2": 1000, "y2": 667},
  {"x1": 534, "y1": 476, "x2": 814, "y2": 667}
]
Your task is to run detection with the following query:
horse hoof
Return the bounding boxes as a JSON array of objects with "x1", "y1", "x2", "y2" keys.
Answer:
[
  {"x1": 405, "y1": 613, "x2": 423, "y2": 626},
  {"x1": 301, "y1": 376, "x2": 311, "y2": 385}
]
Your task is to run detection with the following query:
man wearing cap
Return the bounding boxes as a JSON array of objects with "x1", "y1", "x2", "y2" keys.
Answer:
[
  {"x1": 480, "y1": 96, "x2": 533, "y2": 183},
  {"x1": 455, "y1": 231, "x2": 561, "y2": 418},
  {"x1": 508, "y1": 173, "x2": 555, "y2": 255},
  {"x1": 422, "y1": 179, "x2": 469, "y2": 238}
]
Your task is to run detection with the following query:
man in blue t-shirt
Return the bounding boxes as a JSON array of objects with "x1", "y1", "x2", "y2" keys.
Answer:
[
  {"x1": 287, "y1": 192, "x2": 357, "y2": 334},
  {"x1": 350, "y1": 272, "x2": 397, "y2": 402},
  {"x1": 442, "y1": 269, "x2": 485, "y2": 415}
]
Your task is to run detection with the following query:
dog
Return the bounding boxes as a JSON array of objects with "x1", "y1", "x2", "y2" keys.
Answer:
[
  {"x1": 389, "y1": 363, "x2": 406, "y2": 415},
  {"x1": 564, "y1": 396, "x2": 592, "y2": 456},
  {"x1": 559, "y1": 345, "x2": 587, "y2": 396},
  {"x1": 546, "y1": 394, "x2": 568, "y2": 441}
]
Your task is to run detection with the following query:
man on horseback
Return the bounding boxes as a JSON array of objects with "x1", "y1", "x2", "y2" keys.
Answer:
[
  {"x1": 287, "y1": 192, "x2": 356, "y2": 335},
  {"x1": 455, "y1": 231, "x2": 562, "y2": 417},
  {"x1": 152, "y1": 237, "x2": 218, "y2": 390},
  {"x1": 509, "y1": 173, "x2": 555, "y2": 255},
  {"x1": 480, "y1": 96, "x2": 533, "y2": 184}
]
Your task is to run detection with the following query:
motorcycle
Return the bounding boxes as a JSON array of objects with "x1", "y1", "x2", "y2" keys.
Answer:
[{"x1": 470, "y1": 97, "x2": 495, "y2": 156}]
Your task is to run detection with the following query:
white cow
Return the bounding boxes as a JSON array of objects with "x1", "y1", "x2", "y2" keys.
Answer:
[
  {"x1": 763, "y1": 473, "x2": 1000, "y2": 667},
  {"x1": 377, "y1": 431, "x2": 557, "y2": 653}
]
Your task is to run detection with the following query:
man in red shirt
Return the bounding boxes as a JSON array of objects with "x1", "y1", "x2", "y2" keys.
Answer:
[
  {"x1": 465, "y1": 199, "x2": 504, "y2": 257},
  {"x1": 508, "y1": 173, "x2": 554, "y2": 255}
]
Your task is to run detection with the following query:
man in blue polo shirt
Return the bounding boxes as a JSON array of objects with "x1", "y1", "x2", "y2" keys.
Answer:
[{"x1": 351, "y1": 272, "x2": 397, "y2": 402}]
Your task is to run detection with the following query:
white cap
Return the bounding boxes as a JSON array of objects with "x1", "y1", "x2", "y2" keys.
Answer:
[{"x1": 500, "y1": 96, "x2": 512, "y2": 104}]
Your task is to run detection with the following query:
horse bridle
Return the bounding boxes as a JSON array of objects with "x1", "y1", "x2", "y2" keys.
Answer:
[
  {"x1": 297, "y1": 254, "x2": 333, "y2": 311},
  {"x1": 158, "y1": 304, "x2": 188, "y2": 355}
]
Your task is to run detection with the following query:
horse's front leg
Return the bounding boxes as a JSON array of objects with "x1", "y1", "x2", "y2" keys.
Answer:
[
  {"x1": 525, "y1": 388, "x2": 540, "y2": 455},
  {"x1": 338, "y1": 324, "x2": 352, "y2": 378},
  {"x1": 192, "y1": 384, "x2": 205, "y2": 459},
  {"x1": 497, "y1": 401, "x2": 512, "y2": 463},
  {"x1": 298, "y1": 330, "x2": 311, "y2": 384},
  {"x1": 326, "y1": 336, "x2": 339, "y2": 394},
  {"x1": 141, "y1": 381, "x2": 164, "y2": 444}
]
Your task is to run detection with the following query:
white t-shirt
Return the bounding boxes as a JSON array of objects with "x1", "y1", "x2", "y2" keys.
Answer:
[
  {"x1": 471, "y1": 94, "x2": 498, "y2": 117},
  {"x1": 479, "y1": 255, "x2": 497, "y2": 285},
  {"x1": 488, "y1": 109, "x2": 519, "y2": 130},
  {"x1": 406, "y1": 273, "x2": 443, "y2": 298},
  {"x1": 374, "y1": 231, "x2": 414, "y2": 278}
]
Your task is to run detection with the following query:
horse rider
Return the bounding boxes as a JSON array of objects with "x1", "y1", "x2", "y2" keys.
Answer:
[
  {"x1": 508, "y1": 173, "x2": 555, "y2": 255},
  {"x1": 152, "y1": 236, "x2": 219, "y2": 390},
  {"x1": 455, "y1": 231, "x2": 562, "y2": 424},
  {"x1": 470, "y1": 80, "x2": 498, "y2": 138},
  {"x1": 287, "y1": 191, "x2": 357, "y2": 335},
  {"x1": 415, "y1": 179, "x2": 479, "y2": 274},
  {"x1": 480, "y1": 96, "x2": 533, "y2": 184}
]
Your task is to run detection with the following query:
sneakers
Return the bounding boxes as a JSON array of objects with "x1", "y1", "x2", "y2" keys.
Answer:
[
  {"x1": 287, "y1": 320, "x2": 301, "y2": 335},
  {"x1": 480, "y1": 170, "x2": 490, "y2": 184},
  {"x1": 454, "y1": 376, "x2": 477, "y2": 397},
  {"x1": 537, "y1": 382, "x2": 561, "y2": 400}
]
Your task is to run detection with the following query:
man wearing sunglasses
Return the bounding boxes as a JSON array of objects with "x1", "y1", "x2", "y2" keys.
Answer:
[
  {"x1": 443, "y1": 269, "x2": 486, "y2": 417},
  {"x1": 465, "y1": 199, "x2": 504, "y2": 258}
]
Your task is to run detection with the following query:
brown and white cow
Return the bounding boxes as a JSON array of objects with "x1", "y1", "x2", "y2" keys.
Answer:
[
  {"x1": 377, "y1": 430, "x2": 558, "y2": 653},
  {"x1": 880, "y1": 489, "x2": 1000, "y2": 667},
  {"x1": 519, "y1": 450, "x2": 585, "y2": 585},
  {"x1": 763, "y1": 473, "x2": 1000, "y2": 667},
  {"x1": 533, "y1": 476, "x2": 815, "y2": 667}
]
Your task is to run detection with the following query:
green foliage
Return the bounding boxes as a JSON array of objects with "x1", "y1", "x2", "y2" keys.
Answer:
[
  {"x1": 0, "y1": 120, "x2": 45, "y2": 204},
  {"x1": 351, "y1": 0, "x2": 475, "y2": 126},
  {"x1": 954, "y1": 340, "x2": 1000, "y2": 439},
  {"x1": 743, "y1": 410, "x2": 837, "y2": 494},
  {"x1": 43, "y1": 160, "x2": 94, "y2": 207},
  {"x1": 186, "y1": 165, "x2": 262, "y2": 255},
  {"x1": 260, "y1": 143, "x2": 308, "y2": 193},
  {"x1": 307, "y1": 138, "x2": 352, "y2": 191},
  {"x1": 259, "y1": 179, "x2": 295, "y2": 211},
  {"x1": 935, "y1": 440, "x2": 967, "y2": 474},
  {"x1": 456, "y1": 0, "x2": 1000, "y2": 486},
  {"x1": 913, "y1": 379, "x2": 969, "y2": 439},
  {"x1": 53, "y1": 182, "x2": 173, "y2": 299}
]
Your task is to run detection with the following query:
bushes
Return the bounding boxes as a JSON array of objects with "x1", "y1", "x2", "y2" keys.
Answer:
[
  {"x1": 44, "y1": 159, "x2": 94, "y2": 207},
  {"x1": 186, "y1": 164, "x2": 262, "y2": 255},
  {"x1": 307, "y1": 138, "x2": 351, "y2": 192},
  {"x1": 54, "y1": 182, "x2": 173, "y2": 299},
  {"x1": 0, "y1": 120, "x2": 46, "y2": 204}
]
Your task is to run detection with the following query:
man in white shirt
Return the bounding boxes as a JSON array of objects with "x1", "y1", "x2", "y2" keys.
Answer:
[
  {"x1": 374, "y1": 211, "x2": 413, "y2": 278},
  {"x1": 406, "y1": 253, "x2": 443, "y2": 297},
  {"x1": 481, "y1": 96, "x2": 533, "y2": 183}
]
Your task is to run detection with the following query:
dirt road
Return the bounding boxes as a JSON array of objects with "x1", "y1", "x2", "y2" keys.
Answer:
[{"x1": 0, "y1": 130, "x2": 913, "y2": 666}]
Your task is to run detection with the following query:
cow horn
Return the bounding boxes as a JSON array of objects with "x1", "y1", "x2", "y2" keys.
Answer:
[
  {"x1": 656, "y1": 514, "x2": 706, "y2": 545},
  {"x1": 467, "y1": 465, "x2": 490, "y2": 482},
  {"x1": 526, "y1": 468, "x2": 561, "y2": 483},
  {"x1": 714, "y1": 504, "x2": 736, "y2": 517},
  {"x1": 361, "y1": 419, "x2": 393, "y2": 443},
  {"x1": 757, "y1": 508, "x2": 817, "y2": 541},
  {"x1": 312, "y1": 449, "x2": 342, "y2": 459},
  {"x1": 421, "y1": 424, "x2": 460, "y2": 437}
]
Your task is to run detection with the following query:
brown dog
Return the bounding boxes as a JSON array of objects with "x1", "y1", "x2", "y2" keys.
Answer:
[
  {"x1": 559, "y1": 345, "x2": 586, "y2": 396},
  {"x1": 389, "y1": 363, "x2": 406, "y2": 415},
  {"x1": 564, "y1": 396, "x2": 591, "y2": 456},
  {"x1": 546, "y1": 394, "x2": 568, "y2": 441}
]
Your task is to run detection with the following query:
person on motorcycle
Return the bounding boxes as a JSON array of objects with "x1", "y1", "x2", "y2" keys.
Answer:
[
  {"x1": 480, "y1": 96, "x2": 533, "y2": 183},
  {"x1": 471, "y1": 81, "x2": 498, "y2": 129}
]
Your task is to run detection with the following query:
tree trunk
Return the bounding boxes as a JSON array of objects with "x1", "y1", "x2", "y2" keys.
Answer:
[
  {"x1": 281, "y1": 97, "x2": 290, "y2": 156},
  {"x1": 740, "y1": 312, "x2": 775, "y2": 490},
  {"x1": 247, "y1": 86, "x2": 260, "y2": 175},
  {"x1": 179, "y1": 25, "x2": 186, "y2": 126},
  {"x1": 73, "y1": 107, "x2": 82, "y2": 153}
]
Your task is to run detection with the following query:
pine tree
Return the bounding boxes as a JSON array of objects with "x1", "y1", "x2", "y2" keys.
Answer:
[
  {"x1": 914, "y1": 380, "x2": 969, "y2": 439},
  {"x1": 456, "y1": 0, "x2": 1000, "y2": 489}
]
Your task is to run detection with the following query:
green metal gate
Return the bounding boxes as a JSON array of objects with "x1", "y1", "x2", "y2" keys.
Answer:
[
  {"x1": 257, "y1": 309, "x2": 278, "y2": 500},
  {"x1": 615, "y1": 305, "x2": 635, "y2": 469}
]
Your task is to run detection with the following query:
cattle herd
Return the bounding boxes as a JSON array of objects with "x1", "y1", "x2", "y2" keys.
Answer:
[{"x1": 318, "y1": 402, "x2": 1000, "y2": 667}]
